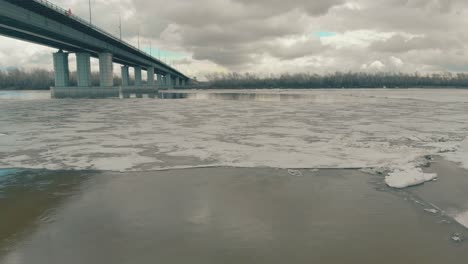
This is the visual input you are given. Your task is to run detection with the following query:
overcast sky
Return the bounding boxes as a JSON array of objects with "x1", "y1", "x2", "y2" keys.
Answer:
[{"x1": 1, "y1": 0, "x2": 468, "y2": 79}]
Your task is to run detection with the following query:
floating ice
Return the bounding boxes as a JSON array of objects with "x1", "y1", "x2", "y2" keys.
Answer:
[
  {"x1": 385, "y1": 166, "x2": 437, "y2": 189},
  {"x1": 287, "y1": 169, "x2": 303, "y2": 177},
  {"x1": 424, "y1": 209, "x2": 438, "y2": 214},
  {"x1": 444, "y1": 139, "x2": 468, "y2": 171},
  {"x1": 451, "y1": 233, "x2": 464, "y2": 243},
  {"x1": 455, "y1": 211, "x2": 468, "y2": 229},
  {"x1": 0, "y1": 89, "x2": 467, "y2": 173}
]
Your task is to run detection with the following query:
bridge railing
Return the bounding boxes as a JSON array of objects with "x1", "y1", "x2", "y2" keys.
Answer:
[{"x1": 32, "y1": 0, "x2": 178, "y2": 73}]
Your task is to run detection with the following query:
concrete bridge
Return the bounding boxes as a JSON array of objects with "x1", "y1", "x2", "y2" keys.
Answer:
[{"x1": 0, "y1": 0, "x2": 191, "y2": 98}]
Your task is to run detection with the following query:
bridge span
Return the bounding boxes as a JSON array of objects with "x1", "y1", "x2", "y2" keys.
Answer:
[{"x1": 0, "y1": 0, "x2": 190, "y2": 98}]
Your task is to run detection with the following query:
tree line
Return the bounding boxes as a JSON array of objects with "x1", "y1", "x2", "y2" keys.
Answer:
[
  {"x1": 205, "y1": 72, "x2": 468, "y2": 89},
  {"x1": 0, "y1": 68, "x2": 122, "y2": 90},
  {"x1": 3, "y1": 68, "x2": 468, "y2": 90}
]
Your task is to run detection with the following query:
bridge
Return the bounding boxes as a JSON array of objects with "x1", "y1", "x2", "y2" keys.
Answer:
[{"x1": 0, "y1": 0, "x2": 191, "y2": 98}]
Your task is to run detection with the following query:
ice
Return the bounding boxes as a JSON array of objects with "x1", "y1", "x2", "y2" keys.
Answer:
[
  {"x1": 287, "y1": 169, "x2": 303, "y2": 177},
  {"x1": 424, "y1": 209, "x2": 438, "y2": 214},
  {"x1": 455, "y1": 211, "x2": 468, "y2": 229},
  {"x1": 444, "y1": 139, "x2": 468, "y2": 171},
  {"x1": 451, "y1": 233, "x2": 464, "y2": 243},
  {"x1": 385, "y1": 166, "x2": 437, "y2": 189},
  {"x1": 0, "y1": 89, "x2": 467, "y2": 175}
]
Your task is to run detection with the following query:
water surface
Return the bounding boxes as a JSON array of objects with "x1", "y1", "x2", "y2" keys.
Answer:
[
  {"x1": 1, "y1": 89, "x2": 468, "y2": 263},
  {"x1": 1, "y1": 167, "x2": 467, "y2": 264}
]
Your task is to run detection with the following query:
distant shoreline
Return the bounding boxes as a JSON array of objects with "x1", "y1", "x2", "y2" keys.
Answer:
[{"x1": 2, "y1": 87, "x2": 468, "y2": 91}]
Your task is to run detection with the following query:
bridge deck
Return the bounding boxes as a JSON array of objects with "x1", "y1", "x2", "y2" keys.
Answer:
[{"x1": 0, "y1": 0, "x2": 188, "y2": 79}]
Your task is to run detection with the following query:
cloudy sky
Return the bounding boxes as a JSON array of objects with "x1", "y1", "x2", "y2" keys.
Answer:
[{"x1": 1, "y1": 0, "x2": 468, "y2": 79}]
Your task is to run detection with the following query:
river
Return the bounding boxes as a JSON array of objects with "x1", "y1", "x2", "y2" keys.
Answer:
[{"x1": 1, "y1": 89, "x2": 468, "y2": 263}]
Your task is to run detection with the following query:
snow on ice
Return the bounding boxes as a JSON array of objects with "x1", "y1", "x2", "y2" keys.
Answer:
[
  {"x1": 385, "y1": 166, "x2": 437, "y2": 189},
  {"x1": 0, "y1": 89, "x2": 467, "y2": 184}
]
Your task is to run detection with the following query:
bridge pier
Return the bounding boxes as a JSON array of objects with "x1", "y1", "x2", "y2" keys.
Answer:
[
  {"x1": 120, "y1": 65, "x2": 157, "y2": 98},
  {"x1": 134, "y1": 66, "x2": 142, "y2": 86},
  {"x1": 175, "y1": 77, "x2": 180, "y2": 88},
  {"x1": 147, "y1": 67, "x2": 154, "y2": 86},
  {"x1": 166, "y1": 73, "x2": 173, "y2": 88},
  {"x1": 53, "y1": 51, "x2": 118, "y2": 98},
  {"x1": 121, "y1": 66, "x2": 130, "y2": 86},
  {"x1": 99, "y1": 52, "x2": 113, "y2": 87},
  {"x1": 53, "y1": 50, "x2": 70, "y2": 87},
  {"x1": 76, "y1": 52, "x2": 91, "y2": 87},
  {"x1": 156, "y1": 74, "x2": 163, "y2": 89},
  {"x1": 162, "y1": 75, "x2": 167, "y2": 88}
]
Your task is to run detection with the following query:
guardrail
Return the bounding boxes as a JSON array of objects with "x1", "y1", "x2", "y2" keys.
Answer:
[{"x1": 32, "y1": 0, "x2": 179, "y2": 74}]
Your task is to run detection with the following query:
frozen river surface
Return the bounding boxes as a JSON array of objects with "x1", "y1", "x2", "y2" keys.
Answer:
[{"x1": 1, "y1": 89, "x2": 467, "y2": 173}]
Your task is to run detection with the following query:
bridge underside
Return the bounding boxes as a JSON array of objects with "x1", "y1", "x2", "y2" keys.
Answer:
[{"x1": 0, "y1": 0, "x2": 190, "y2": 98}]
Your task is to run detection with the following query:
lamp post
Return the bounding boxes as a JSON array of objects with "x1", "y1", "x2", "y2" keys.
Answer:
[
  {"x1": 88, "y1": 0, "x2": 92, "y2": 24},
  {"x1": 119, "y1": 14, "x2": 122, "y2": 40}
]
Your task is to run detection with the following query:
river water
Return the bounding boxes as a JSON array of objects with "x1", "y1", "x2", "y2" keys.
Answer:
[{"x1": 1, "y1": 89, "x2": 468, "y2": 263}]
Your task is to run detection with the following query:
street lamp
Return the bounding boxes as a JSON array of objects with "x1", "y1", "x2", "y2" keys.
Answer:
[{"x1": 88, "y1": 0, "x2": 92, "y2": 24}]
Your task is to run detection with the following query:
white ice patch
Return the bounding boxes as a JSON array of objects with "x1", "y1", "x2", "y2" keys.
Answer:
[
  {"x1": 424, "y1": 209, "x2": 438, "y2": 214},
  {"x1": 287, "y1": 169, "x2": 303, "y2": 177},
  {"x1": 454, "y1": 211, "x2": 468, "y2": 229},
  {"x1": 451, "y1": 233, "x2": 464, "y2": 242},
  {"x1": 385, "y1": 166, "x2": 437, "y2": 189},
  {"x1": 444, "y1": 139, "x2": 468, "y2": 171},
  {"x1": 0, "y1": 89, "x2": 468, "y2": 172}
]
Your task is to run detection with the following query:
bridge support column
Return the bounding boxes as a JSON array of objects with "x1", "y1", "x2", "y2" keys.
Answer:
[
  {"x1": 76, "y1": 52, "x2": 91, "y2": 87},
  {"x1": 134, "y1": 66, "x2": 142, "y2": 86},
  {"x1": 156, "y1": 74, "x2": 162, "y2": 88},
  {"x1": 166, "y1": 73, "x2": 173, "y2": 88},
  {"x1": 147, "y1": 67, "x2": 154, "y2": 86},
  {"x1": 99, "y1": 52, "x2": 113, "y2": 87},
  {"x1": 121, "y1": 66, "x2": 130, "y2": 86},
  {"x1": 182, "y1": 79, "x2": 186, "y2": 87},
  {"x1": 53, "y1": 50, "x2": 69, "y2": 87},
  {"x1": 175, "y1": 77, "x2": 180, "y2": 88}
]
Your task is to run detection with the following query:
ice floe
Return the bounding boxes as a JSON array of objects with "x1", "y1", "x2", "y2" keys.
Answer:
[
  {"x1": 451, "y1": 233, "x2": 464, "y2": 243},
  {"x1": 455, "y1": 211, "x2": 468, "y2": 229},
  {"x1": 287, "y1": 169, "x2": 303, "y2": 177},
  {"x1": 0, "y1": 89, "x2": 467, "y2": 175},
  {"x1": 424, "y1": 209, "x2": 438, "y2": 214},
  {"x1": 385, "y1": 166, "x2": 437, "y2": 189},
  {"x1": 444, "y1": 139, "x2": 468, "y2": 171}
]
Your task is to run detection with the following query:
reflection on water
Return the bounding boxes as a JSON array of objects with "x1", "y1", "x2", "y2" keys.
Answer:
[
  {"x1": 2, "y1": 90, "x2": 303, "y2": 101},
  {"x1": 0, "y1": 90, "x2": 50, "y2": 100},
  {"x1": 0, "y1": 89, "x2": 345, "y2": 102},
  {"x1": 160, "y1": 91, "x2": 333, "y2": 102},
  {"x1": 0, "y1": 169, "x2": 91, "y2": 257},
  {"x1": 1, "y1": 168, "x2": 467, "y2": 264}
]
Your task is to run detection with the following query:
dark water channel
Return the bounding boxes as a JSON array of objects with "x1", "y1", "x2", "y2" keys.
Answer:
[{"x1": 1, "y1": 165, "x2": 467, "y2": 264}]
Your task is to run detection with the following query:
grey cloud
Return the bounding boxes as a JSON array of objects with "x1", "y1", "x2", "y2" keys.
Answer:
[
  {"x1": 2, "y1": 0, "x2": 468, "y2": 76},
  {"x1": 264, "y1": 38, "x2": 327, "y2": 60},
  {"x1": 192, "y1": 46, "x2": 254, "y2": 67},
  {"x1": 231, "y1": 0, "x2": 345, "y2": 16},
  {"x1": 369, "y1": 34, "x2": 465, "y2": 53},
  {"x1": 130, "y1": 0, "x2": 344, "y2": 66}
]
